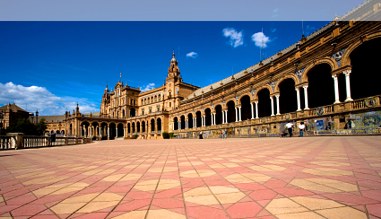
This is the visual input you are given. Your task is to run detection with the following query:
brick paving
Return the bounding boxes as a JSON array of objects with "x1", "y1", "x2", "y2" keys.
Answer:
[{"x1": 1, "y1": 136, "x2": 381, "y2": 219}]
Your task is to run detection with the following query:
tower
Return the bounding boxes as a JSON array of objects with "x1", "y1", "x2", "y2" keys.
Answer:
[{"x1": 164, "y1": 52, "x2": 182, "y2": 111}]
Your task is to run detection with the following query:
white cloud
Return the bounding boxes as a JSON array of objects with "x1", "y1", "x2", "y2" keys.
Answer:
[
  {"x1": 222, "y1": 28, "x2": 243, "y2": 48},
  {"x1": 186, "y1": 51, "x2": 198, "y2": 58},
  {"x1": 140, "y1": 83, "x2": 155, "y2": 92},
  {"x1": 251, "y1": 32, "x2": 270, "y2": 48},
  {"x1": 0, "y1": 82, "x2": 98, "y2": 115}
]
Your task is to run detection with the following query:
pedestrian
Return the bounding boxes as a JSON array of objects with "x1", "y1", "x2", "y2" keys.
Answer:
[
  {"x1": 285, "y1": 121, "x2": 294, "y2": 137},
  {"x1": 199, "y1": 131, "x2": 203, "y2": 139},
  {"x1": 224, "y1": 129, "x2": 227, "y2": 139},
  {"x1": 298, "y1": 121, "x2": 305, "y2": 137}
]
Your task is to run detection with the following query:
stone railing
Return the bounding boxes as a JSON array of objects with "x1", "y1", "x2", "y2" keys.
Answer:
[{"x1": 0, "y1": 133, "x2": 91, "y2": 150}]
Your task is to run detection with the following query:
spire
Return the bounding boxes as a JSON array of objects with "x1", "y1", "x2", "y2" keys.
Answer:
[
  {"x1": 167, "y1": 51, "x2": 180, "y2": 79},
  {"x1": 171, "y1": 50, "x2": 177, "y2": 63}
]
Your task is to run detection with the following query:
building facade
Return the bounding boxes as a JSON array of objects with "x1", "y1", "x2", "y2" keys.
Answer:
[{"x1": 46, "y1": 1, "x2": 381, "y2": 139}]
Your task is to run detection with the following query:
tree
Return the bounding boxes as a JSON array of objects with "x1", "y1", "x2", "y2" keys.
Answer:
[{"x1": 5, "y1": 118, "x2": 46, "y2": 135}]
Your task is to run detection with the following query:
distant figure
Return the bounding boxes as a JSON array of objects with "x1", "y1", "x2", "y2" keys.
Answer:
[
  {"x1": 298, "y1": 122, "x2": 306, "y2": 137},
  {"x1": 285, "y1": 121, "x2": 294, "y2": 137},
  {"x1": 199, "y1": 131, "x2": 203, "y2": 139},
  {"x1": 280, "y1": 124, "x2": 288, "y2": 137},
  {"x1": 223, "y1": 129, "x2": 227, "y2": 139}
]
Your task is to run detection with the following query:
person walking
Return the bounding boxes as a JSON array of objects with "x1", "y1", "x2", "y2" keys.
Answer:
[
  {"x1": 298, "y1": 121, "x2": 306, "y2": 137},
  {"x1": 285, "y1": 121, "x2": 294, "y2": 137}
]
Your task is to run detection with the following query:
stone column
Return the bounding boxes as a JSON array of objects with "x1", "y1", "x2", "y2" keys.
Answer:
[
  {"x1": 222, "y1": 111, "x2": 225, "y2": 124},
  {"x1": 116, "y1": 127, "x2": 118, "y2": 138},
  {"x1": 296, "y1": 87, "x2": 301, "y2": 111},
  {"x1": 238, "y1": 106, "x2": 242, "y2": 121},
  {"x1": 255, "y1": 101, "x2": 259, "y2": 119},
  {"x1": 178, "y1": 121, "x2": 181, "y2": 130},
  {"x1": 99, "y1": 126, "x2": 102, "y2": 138},
  {"x1": 235, "y1": 107, "x2": 238, "y2": 122},
  {"x1": 203, "y1": 115, "x2": 206, "y2": 127},
  {"x1": 275, "y1": 94, "x2": 280, "y2": 115},
  {"x1": 270, "y1": 96, "x2": 275, "y2": 116},
  {"x1": 185, "y1": 119, "x2": 188, "y2": 129},
  {"x1": 107, "y1": 125, "x2": 110, "y2": 140},
  {"x1": 332, "y1": 74, "x2": 340, "y2": 104},
  {"x1": 225, "y1": 110, "x2": 228, "y2": 123},
  {"x1": 344, "y1": 70, "x2": 353, "y2": 102},
  {"x1": 213, "y1": 113, "x2": 216, "y2": 125},
  {"x1": 303, "y1": 85, "x2": 309, "y2": 110},
  {"x1": 250, "y1": 102, "x2": 254, "y2": 119}
]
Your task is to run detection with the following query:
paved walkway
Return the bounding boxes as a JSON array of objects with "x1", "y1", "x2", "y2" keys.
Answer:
[{"x1": 1, "y1": 136, "x2": 381, "y2": 219}]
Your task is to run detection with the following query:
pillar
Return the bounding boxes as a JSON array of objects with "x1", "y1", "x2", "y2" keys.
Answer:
[
  {"x1": 303, "y1": 85, "x2": 309, "y2": 110},
  {"x1": 116, "y1": 127, "x2": 118, "y2": 138},
  {"x1": 255, "y1": 101, "x2": 259, "y2": 119},
  {"x1": 270, "y1": 96, "x2": 275, "y2": 116},
  {"x1": 250, "y1": 102, "x2": 254, "y2": 119},
  {"x1": 332, "y1": 74, "x2": 340, "y2": 104},
  {"x1": 238, "y1": 106, "x2": 242, "y2": 121},
  {"x1": 344, "y1": 70, "x2": 353, "y2": 102},
  {"x1": 296, "y1": 87, "x2": 301, "y2": 111},
  {"x1": 275, "y1": 94, "x2": 280, "y2": 115},
  {"x1": 107, "y1": 125, "x2": 110, "y2": 140},
  {"x1": 235, "y1": 107, "x2": 238, "y2": 122}
]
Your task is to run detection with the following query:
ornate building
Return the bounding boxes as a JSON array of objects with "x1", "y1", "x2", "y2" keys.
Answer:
[
  {"x1": 0, "y1": 103, "x2": 32, "y2": 131},
  {"x1": 46, "y1": 0, "x2": 381, "y2": 139}
]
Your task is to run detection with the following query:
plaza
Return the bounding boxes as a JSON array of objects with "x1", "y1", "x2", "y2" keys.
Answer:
[{"x1": 1, "y1": 136, "x2": 381, "y2": 218}]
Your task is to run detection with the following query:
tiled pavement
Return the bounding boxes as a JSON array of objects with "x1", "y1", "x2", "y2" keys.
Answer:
[{"x1": 1, "y1": 136, "x2": 381, "y2": 219}]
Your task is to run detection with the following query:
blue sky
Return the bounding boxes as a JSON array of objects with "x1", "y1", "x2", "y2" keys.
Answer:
[
  {"x1": 0, "y1": 21, "x2": 328, "y2": 115},
  {"x1": 0, "y1": 0, "x2": 366, "y2": 115}
]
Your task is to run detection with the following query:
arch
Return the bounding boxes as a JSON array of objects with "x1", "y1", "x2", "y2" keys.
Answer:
[
  {"x1": 80, "y1": 121, "x2": 90, "y2": 137},
  {"x1": 215, "y1": 104, "x2": 223, "y2": 125},
  {"x1": 157, "y1": 118, "x2": 162, "y2": 132},
  {"x1": 347, "y1": 37, "x2": 381, "y2": 99},
  {"x1": 301, "y1": 57, "x2": 338, "y2": 83},
  {"x1": 150, "y1": 118, "x2": 155, "y2": 132},
  {"x1": 257, "y1": 88, "x2": 271, "y2": 117},
  {"x1": 109, "y1": 122, "x2": 116, "y2": 140},
  {"x1": 173, "y1": 117, "x2": 179, "y2": 130},
  {"x1": 278, "y1": 78, "x2": 297, "y2": 114},
  {"x1": 180, "y1": 115, "x2": 186, "y2": 129},
  {"x1": 274, "y1": 74, "x2": 298, "y2": 93},
  {"x1": 130, "y1": 108, "x2": 136, "y2": 117},
  {"x1": 117, "y1": 123, "x2": 124, "y2": 138},
  {"x1": 187, "y1": 113, "x2": 193, "y2": 129},
  {"x1": 142, "y1": 121, "x2": 146, "y2": 133},
  {"x1": 136, "y1": 121, "x2": 141, "y2": 133},
  {"x1": 69, "y1": 123, "x2": 73, "y2": 136},
  {"x1": 205, "y1": 108, "x2": 212, "y2": 126},
  {"x1": 132, "y1": 122, "x2": 136, "y2": 133},
  {"x1": 240, "y1": 95, "x2": 251, "y2": 120},
  {"x1": 341, "y1": 32, "x2": 381, "y2": 67},
  {"x1": 306, "y1": 63, "x2": 335, "y2": 108},
  {"x1": 196, "y1": 111, "x2": 202, "y2": 127},
  {"x1": 226, "y1": 100, "x2": 236, "y2": 123},
  {"x1": 255, "y1": 85, "x2": 273, "y2": 100}
]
